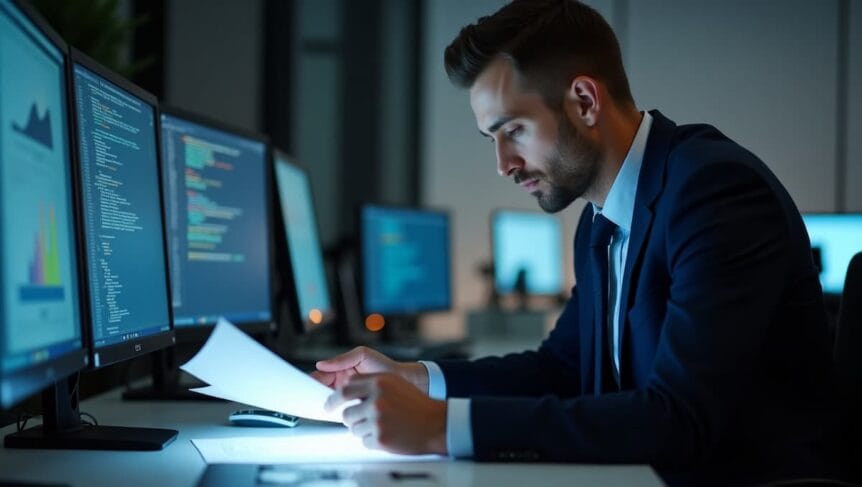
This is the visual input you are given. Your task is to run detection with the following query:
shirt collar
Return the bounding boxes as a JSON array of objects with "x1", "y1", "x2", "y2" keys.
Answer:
[{"x1": 592, "y1": 111, "x2": 653, "y2": 233}]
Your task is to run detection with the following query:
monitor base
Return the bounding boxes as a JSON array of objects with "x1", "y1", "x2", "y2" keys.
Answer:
[{"x1": 4, "y1": 424, "x2": 177, "y2": 451}]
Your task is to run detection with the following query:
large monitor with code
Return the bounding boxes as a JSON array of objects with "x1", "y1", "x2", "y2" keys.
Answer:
[
  {"x1": 160, "y1": 108, "x2": 273, "y2": 332},
  {"x1": 492, "y1": 209, "x2": 563, "y2": 296},
  {"x1": 360, "y1": 205, "x2": 451, "y2": 316},
  {"x1": 0, "y1": 0, "x2": 87, "y2": 410},
  {"x1": 71, "y1": 50, "x2": 174, "y2": 368},
  {"x1": 802, "y1": 213, "x2": 862, "y2": 295},
  {"x1": 273, "y1": 151, "x2": 333, "y2": 332}
]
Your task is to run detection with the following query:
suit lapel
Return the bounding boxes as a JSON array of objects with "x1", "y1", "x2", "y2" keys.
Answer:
[{"x1": 616, "y1": 110, "x2": 674, "y2": 381}]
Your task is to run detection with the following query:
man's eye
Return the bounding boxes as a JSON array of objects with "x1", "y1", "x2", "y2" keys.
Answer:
[{"x1": 506, "y1": 126, "x2": 523, "y2": 139}]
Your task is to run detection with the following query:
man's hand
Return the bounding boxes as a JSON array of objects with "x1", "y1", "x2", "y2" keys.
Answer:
[
  {"x1": 310, "y1": 346, "x2": 429, "y2": 393},
  {"x1": 325, "y1": 373, "x2": 447, "y2": 455}
]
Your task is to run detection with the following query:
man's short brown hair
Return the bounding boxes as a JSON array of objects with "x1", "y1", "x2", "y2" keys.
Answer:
[{"x1": 444, "y1": 0, "x2": 634, "y2": 110}]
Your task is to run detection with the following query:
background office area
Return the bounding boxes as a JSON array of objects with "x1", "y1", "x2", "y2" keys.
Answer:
[{"x1": 1, "y1": 0, "x2": 860, "y2": 485}]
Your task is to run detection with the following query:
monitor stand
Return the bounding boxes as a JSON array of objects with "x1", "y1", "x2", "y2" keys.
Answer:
[
  {"x1": 4, "y1": 373, "x2": 177, "y2": 451},
  {"x1": 122, "y1": 347, "x2": 222, "y2": 401}
]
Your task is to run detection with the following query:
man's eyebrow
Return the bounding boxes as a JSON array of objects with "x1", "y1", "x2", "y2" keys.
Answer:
[{"x1": 479, "y1": 116, "x2": 514, "y2": 138}]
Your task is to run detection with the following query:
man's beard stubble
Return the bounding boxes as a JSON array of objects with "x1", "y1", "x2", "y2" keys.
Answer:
[{"x1": 530, "y1": 116, "x2": 603, "y2": 213}]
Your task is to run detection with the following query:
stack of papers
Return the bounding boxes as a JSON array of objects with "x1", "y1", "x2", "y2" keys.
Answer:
[{"x1": 180, "y1": 318, "x2": 344, "y2": 423}]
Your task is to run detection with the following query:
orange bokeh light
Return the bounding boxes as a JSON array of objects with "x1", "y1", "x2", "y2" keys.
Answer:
[
  {"x1": 308, "y1": 309, "x2": 323, "y2": 325},
  {"x1": 365, "y1": 313, "x2": 385, "y2": 332}
]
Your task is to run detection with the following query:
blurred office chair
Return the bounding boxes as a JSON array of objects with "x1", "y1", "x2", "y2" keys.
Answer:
[
  {"x1": 760, "y1": 253, "x2": 862, "y2": 487},
  {"x1": 834, "y1": 252, "x2": 862, "y2": 482},
  {"x1": 834, "y1": 252, "x2": 862, "y2": 402}
]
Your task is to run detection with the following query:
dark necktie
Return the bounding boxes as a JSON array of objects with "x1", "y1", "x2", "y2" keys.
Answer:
[{"x1": 589, "y1": 213, "x2": 618, "y2": 394}]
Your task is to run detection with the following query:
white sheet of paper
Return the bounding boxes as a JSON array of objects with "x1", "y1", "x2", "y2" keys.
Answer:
[
  {"x1": 180, "y1": 318, "x2": 344, "y2": 422},
  {"x1": 190, "y1": 433, "x2": 443, "y2": 464}
]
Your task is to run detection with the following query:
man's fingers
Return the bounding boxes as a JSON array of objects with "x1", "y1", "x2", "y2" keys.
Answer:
[
  {"x1": 350, "y1": 418, "x2": 374, "y2": 439},
  {"x1": 325, "y1": 378, "x2": 372, "y2": 411},
  {"x1": 315, "y1": 347, "x2": 368, "y2": 372},
  {"x1": 341, "y1": 402, "x2": 364, "y2": 427}
]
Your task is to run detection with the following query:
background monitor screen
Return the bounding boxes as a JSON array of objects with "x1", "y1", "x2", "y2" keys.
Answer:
[
  {"x1": 361, "y1": 205, "x2": 450, "y2": 315},
  {"x1": 492, "y1": 210, "x2": 563, "y2": 295},
  {"x1": 802, "y1": 213, "x2": 862, "y2": 295},
  {"x1": 73, "y1": 63, "x2": 171, "y2": 355},
  {"x1": 0, "y1": 0, "x2": 85, "y2": 407},
  {"x1": 160, "y1": 112, "x2": 272, "y2": 327},
  {"x1": 274, "y1": 155, "x2": 332, "y2": 329}
]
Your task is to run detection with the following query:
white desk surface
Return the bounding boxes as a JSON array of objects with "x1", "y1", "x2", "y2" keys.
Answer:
[{"x1": 0, "y1": 386, "x2": 664, "y2": 487}]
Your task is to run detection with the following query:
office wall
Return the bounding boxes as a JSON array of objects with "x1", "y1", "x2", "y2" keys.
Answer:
[
  {"x1": 421, "y1": 0, "x2": 857, "y2": 337},
  {"x1": 164, "y1": 0, "x2": 263, "y2": 131},
  {"x1": 848, "y1": 0, "x2": 862, "y2": 211},
  {"x1": 626, "y1": 0, "x2": 840, "y2": 213}
]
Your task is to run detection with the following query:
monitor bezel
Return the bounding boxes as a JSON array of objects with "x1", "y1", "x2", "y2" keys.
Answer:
[
  {"x1": 68, "y1": 47, "x2": 176, "y2": 369},
  {"x1": 357, "y1": 203, "x2": 453, "y2": 318},
  {"x1": 271, "y1": 149, "x2": 336, "y2": 333},
  {"x1": 490, "y1": 207, "x2": 565, "y2": 297},
  {"x1": 158, "y1": 105, "x2": 276, "y2": 340},
  {"x1": 0, "y1": 0, "x2": 89, "y2": 408}
]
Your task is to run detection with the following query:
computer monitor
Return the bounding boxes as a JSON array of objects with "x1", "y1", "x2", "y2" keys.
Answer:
[
  {"x1": 802, "y1": 213, "x2": 862, "y2": 295},
  {"x1": 122, "y1": 108, "x2": 273, "y2": 401},
  {"x1": 0, "y1": 0, "x2": 88, "y2": 410},
  {"x1": 71, "y1": 51, "x2": 175, "y2": 368},
  {"x1": 492, "y1": 209, "x2": 563, "y2": 296},
  {"x1": 359, "y1": 205, "x2": 451, "y2": 318},
  {"x1": 273, "y1": 151, "x2": 334, "y2": 332},
  {"x1": 159, "y1": 108, "x2": 274, "y2": 334}
]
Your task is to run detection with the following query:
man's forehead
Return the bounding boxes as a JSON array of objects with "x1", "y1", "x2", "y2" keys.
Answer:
[
  {"x1": 469, "y1": 57, "x2": 547, "y2": 132},
  {"x1": 470, "y1": 57, "x2": 517, "y2": 105},
  {"x1": 469, "y1": 57, "x2": 521, "y2": 124}
]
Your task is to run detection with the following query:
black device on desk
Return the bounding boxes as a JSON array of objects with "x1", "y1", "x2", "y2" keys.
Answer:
[
  {"x1": 357, "y1": 205, "x2": 465, "y2": 360},
  {"x1": 122, "y1": 107, "x2": 277, "y2": 401},
  {"x1": 3, "y1": 34, "x2": 177, "y2": 450}
]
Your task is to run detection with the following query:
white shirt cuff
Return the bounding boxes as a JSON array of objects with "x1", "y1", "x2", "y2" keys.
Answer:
[
  {"x1": 419, "y1": 360, "x2": 447, "y2": 399},
  {"x1": 446, "y1": 398, "x2": 474, "y2": 458}
]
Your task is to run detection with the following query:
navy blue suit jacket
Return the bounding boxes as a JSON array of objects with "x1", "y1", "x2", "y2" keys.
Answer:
[{"x1": 438, "y1": 111, "x2": 839, "y2": 483}]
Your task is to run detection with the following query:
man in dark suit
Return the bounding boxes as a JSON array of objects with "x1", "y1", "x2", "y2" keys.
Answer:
[{"x1": 314, "y1": 0, "x2": 840, "y2": 483}]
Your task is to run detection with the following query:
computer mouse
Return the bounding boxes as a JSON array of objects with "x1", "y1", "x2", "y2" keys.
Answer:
[{"x1": 228, "y1": 409, "x2": 300, "y2": 428}]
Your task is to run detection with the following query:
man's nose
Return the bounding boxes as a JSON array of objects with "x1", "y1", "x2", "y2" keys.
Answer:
[{"x1": 495, "y1": 141, "x2": 523, "y2": 177}]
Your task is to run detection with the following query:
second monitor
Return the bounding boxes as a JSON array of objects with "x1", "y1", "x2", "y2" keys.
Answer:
[{"x1": 160, "y1": 108, "x2": 274, "y2": 333}]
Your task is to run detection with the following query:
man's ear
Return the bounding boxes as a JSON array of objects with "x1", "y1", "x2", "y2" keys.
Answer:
[{"x1": 564, "y1": 76, "x2": 600, "y2": 127}]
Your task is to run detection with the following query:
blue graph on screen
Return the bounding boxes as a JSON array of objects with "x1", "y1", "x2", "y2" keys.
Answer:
[
  {"x1": 0, "y1": 0, "x2": 81, "y2": 373},
  {"x1": 11, "y1": 103, "x2": 52, "y2": 149}
]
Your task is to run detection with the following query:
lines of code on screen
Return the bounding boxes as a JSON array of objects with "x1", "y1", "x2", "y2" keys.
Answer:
[
  {"x1": 361, "y1": 207, "x2": 450, "y2": 315},
  {"x1": 73, "y1": 65, "x2": 170, "y2": 348},
  {"x1": 160, "y1": 114, "x2": 271, "y2": 326}
]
